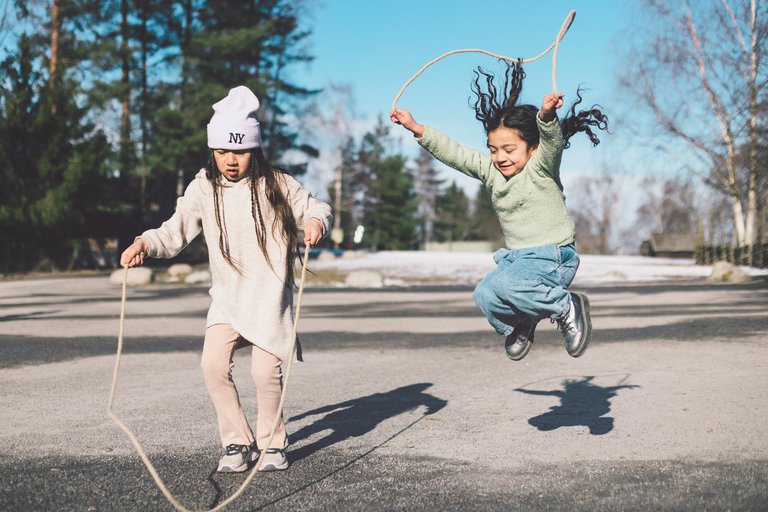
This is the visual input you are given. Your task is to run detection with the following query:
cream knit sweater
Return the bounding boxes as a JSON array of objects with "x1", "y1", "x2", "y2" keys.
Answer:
[{"x1": 141, "y1": 169, "x2": 332, "y2": 361}]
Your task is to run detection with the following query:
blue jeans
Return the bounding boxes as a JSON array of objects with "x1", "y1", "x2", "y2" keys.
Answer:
[{"x1": 472, "y1": 244, "x2": 580, "y2": 336}]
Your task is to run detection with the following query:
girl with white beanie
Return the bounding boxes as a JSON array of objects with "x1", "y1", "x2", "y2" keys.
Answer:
[{"x1": 120, "y1": 85, "x2": 332, "y2": 473}]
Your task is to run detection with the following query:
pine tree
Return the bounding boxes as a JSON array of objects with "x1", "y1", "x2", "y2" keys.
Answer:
[
  {"x1": 140, "y1": 0, "x2": 319, "y2": 224},
  {"x1": 0, "y1": 33, "x2": 112, "y2": 272},
  {"x1": 184, "y1": 0, "x2": 317, "y2": 169},
  {"x1": 434, "y1": 181, "x2": 471, "y2": 244},
  {"x1": 326, "y1": 136, "x2": 360, "y2": 247},
  {"x1": 469, "y1": 183, "x2": 503, "y2": 245},
  {"x1": 357, "y1": 120, "x2": 418, "y2": 250}
]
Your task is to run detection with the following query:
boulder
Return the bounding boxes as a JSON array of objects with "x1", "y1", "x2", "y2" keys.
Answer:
[
  {"x1": 344, "y1": 270, "x2": 384, "y2": 288},
  {"x1": 707, "y1": 261, "x2": 751, "y2": 283},
  {"x1": 167, "y1": 263, "x2": 193, "y2": 277},
  {"x1": 110, "y1": 267, "x2": 153, "y2": 286},
  {"x1": 317, "y1": 251, "x2": 337, "y2": 262},
  {"x1": 184, "y1": 270, "x2": 212, "y2": 285},
  {"x1": 341, "y1": 250, "x2": 363, "y2": 260},
  {"x1": 602, "y1": 270, "x2": 628, "y2": 281}
]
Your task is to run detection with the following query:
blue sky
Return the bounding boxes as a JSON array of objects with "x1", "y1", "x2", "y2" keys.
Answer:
[
  {"x1": 0, "y1": 0, "x2": 642, "y2": 199},
  {"x1": 299, "y1": 0, "x2": 636, "y2": 194}
]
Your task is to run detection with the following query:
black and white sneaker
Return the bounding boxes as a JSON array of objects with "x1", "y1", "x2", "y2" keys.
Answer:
[
  {"x1": 217, "y1": 443, "x2": 259, "y2": 473},
  {"x1": 258, "y1": 448, "x2": 289, "y2": 472}
]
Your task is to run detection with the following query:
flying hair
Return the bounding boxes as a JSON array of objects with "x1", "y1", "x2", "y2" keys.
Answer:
[{"x1": 470, "y1": 60, "x2": 609, "y2": 150}]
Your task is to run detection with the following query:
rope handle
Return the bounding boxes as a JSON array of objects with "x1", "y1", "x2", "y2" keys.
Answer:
[
  {"x1": 390, "y1": 9, "x2": 576, "y2": 114},
  {"x1": 107, "y1": 245, "x2": 313, "y2": 512}
]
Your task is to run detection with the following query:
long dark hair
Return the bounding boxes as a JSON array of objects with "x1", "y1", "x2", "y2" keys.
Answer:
[
  {"x1": 470, "y1": 60, "x2": 609, "y2": 149},
  {"x1": 205, "y1": 147, "x2": 299, "y2": 285}
]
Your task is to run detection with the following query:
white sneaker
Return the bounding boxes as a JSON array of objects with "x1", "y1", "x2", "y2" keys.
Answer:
[
  {"x1": 217, "y1": 443, "x2": 258, "y2": 473},
  {"x1": 258, "y1": 448, "x2": 289, "y2": 472}
]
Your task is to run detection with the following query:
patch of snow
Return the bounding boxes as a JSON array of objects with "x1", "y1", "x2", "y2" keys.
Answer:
[{"x1": 307, "y1": 251, "x2": 768, "y2": 286}]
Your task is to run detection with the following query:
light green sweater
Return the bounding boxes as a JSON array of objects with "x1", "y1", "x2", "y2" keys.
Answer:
[{"x1": 417, "y1": 116, "x2": 575, "y2": 249}]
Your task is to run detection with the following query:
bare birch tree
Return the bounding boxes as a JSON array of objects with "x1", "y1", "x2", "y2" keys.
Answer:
[
  {"x1": 0, "y1": 1, "x2": 10, "y2": 45},
  {"x1": 305, "y1": 84, "x2": 357, "y2": 244},
  {"x1": 620, "y1": 0, "x2": 767, "y2": 247},
  {"x1": 570, "y1": 173, "x2": 621, "y2": 255},
  {"x1": 412, "y1": 148, "x2": 444, "y2": 247}
]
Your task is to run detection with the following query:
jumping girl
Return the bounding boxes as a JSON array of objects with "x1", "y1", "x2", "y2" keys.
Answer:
[
  {"x1": 391, "y1": 61, "x2": 608, "y2": 361},
  {"x1": 120, "y1": 86, "x2": 332, "y2": 472}
]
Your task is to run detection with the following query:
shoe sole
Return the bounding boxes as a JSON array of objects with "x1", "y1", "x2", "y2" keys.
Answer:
[
  {"x1": 258, "y1": 461, "x2": 289, "y2": 472},
  {"x1": 217, "y1": 449, "x2": 259, "y2": 473},
  {"x1": 568, "y1": 293, "x2": 592, "y2": 358},
  {"x1": 217, "y1": 463, "x2": 248, "y2": 473},
  {"x1": 256, "y1": 449, "x2": 289, "y2": 471}
]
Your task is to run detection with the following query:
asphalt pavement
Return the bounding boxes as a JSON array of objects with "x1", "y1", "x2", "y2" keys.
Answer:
[{"x1": 1, "y1": 274, "x2": 766, "y2": 511}]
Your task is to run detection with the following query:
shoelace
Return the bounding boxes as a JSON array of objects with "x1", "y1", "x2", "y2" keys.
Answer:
[
  {"x1": 551, "y1": 317, "x2": 577, "y2": 335},
  {"x1": 225, "y1": 444, "x2": 249, "y2": 456}
]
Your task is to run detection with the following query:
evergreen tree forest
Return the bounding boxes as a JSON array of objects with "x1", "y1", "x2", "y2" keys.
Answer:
[
  {"x1": 0, "y1": 0, "x2": 501, "y2": 274},
  {"x1": 1, "y1": 0, "x2": 320, "y2": 273}
]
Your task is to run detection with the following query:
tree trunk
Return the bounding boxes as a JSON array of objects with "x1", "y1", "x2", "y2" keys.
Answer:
[
  {"x1": 119, "y1": 0, "x2": 131, "y2": 182},
  {"x1": 180, "y1": 0, "x2": 192, "y2": 108},
  {"x1": 745, "y1": 0, "x2": 759, "y2": 247},
  {"x1": 49, "y1": 0, "x2": 60, "y2": 113},
  {"x1": 139, "y1": 0, "x2": 149, "y2": 216}
]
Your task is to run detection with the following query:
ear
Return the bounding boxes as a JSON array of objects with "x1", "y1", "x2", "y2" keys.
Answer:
[{"x1": 529, "y1": 144, "x2": 539, "y2": 155}]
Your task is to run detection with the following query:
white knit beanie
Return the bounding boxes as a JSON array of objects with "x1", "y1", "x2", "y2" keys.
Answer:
[{"x1": 207, "y1": 86, "x2": 262, "y2": 150}]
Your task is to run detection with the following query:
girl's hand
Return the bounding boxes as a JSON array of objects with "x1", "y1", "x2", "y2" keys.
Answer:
[
  {"x1": 304, "y1": 218, "x2": 325, "y2": 247},
  {"x1": 120, "y1": 237, "x2": 149, "y2": 268},
  {"x1": 539, "y1": 92, "x2": 564, "y2": 122},
  {"x1": 390, "y1": 108, "x2": 425, "y2": 137}
]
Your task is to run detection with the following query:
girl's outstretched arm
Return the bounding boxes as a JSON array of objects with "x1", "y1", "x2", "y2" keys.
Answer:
[
  {"x1": 393, "y1": 108, "x2": 492, "y2": 182},
  {"x1": 528, "y1": 93, "x2": 566, "y2": 181},
  {"x1": 390, "y1": 108, "x2": 424, "y2": 138}
]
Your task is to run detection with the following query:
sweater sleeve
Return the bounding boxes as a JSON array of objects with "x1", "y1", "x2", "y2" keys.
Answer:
[
  {"x1": 416, "y1": 125, "x2": 494, "y2": 183},
  {"x1": 140, "y1": 179, "x2": 204, "y2": 259},
  {"x1": 528, "y1": 115, "x2": 564, "y2": 182},
  {"x1": 281, "y1": 173, "x2": 333, "y2": 236}
]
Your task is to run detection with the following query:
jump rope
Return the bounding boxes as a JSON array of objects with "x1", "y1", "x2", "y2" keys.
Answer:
[{"x1": 107, "y1": 10, "x2": 576, "y2": 512}]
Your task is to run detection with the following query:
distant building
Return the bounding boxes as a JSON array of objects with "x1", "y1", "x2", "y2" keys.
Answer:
[{"x1": 641, "y1": 233, "x2": 699, "y2": 259}]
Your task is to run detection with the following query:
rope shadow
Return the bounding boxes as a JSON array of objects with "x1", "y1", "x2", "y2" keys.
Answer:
[
  {"x1": 245, "y1": 383, "x2": 447, "y2": 511},
  {"x1": 206, "y1": 467, "x2": 224, "y2": 510},
  {"x1": 287, "y1": 382, "x2": 447, "y2": 462},
  {"x1": 515, "y1": 375, "x2": 639, "y2": 435}
]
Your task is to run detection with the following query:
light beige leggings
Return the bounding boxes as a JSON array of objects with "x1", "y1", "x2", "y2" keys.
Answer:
[{"x1": 201, "y1": 323, "x2": 287, "y2": 450}]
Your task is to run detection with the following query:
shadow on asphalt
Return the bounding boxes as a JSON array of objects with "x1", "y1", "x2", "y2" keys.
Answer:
[
  {"x1": 3, "y1": 298, "x2": 768, "y2": 371},
  {"x1": 0, "y1": 285, "x2": 210, "y2": 310},
  {"x1": 515, "y1": 375, "x2": 640, "y2": 435},
  {"x1": 287, "y1": 383, "x2": 447, "y2": 462}
]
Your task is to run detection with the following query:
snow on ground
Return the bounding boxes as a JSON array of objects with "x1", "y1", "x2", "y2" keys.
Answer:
[{"x1": 307, "y1": 251, "x2": 768, "y2": 287}]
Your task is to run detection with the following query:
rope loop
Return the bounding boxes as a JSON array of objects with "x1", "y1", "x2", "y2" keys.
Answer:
[
  {"x1": 107, "y1": 246, "x2": 313, "y2": 512},
  {"x1": 390, "y1": 10, "x2": 576, "y2": 113}
]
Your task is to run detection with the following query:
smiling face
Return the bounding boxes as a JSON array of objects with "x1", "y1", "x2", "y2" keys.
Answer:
[
  {"x1": 213, "y1": 149, "x2": 252, "y2": 182},
  {"x1": 487, "y1": 126, "x2": 537, "y2": 178}
]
